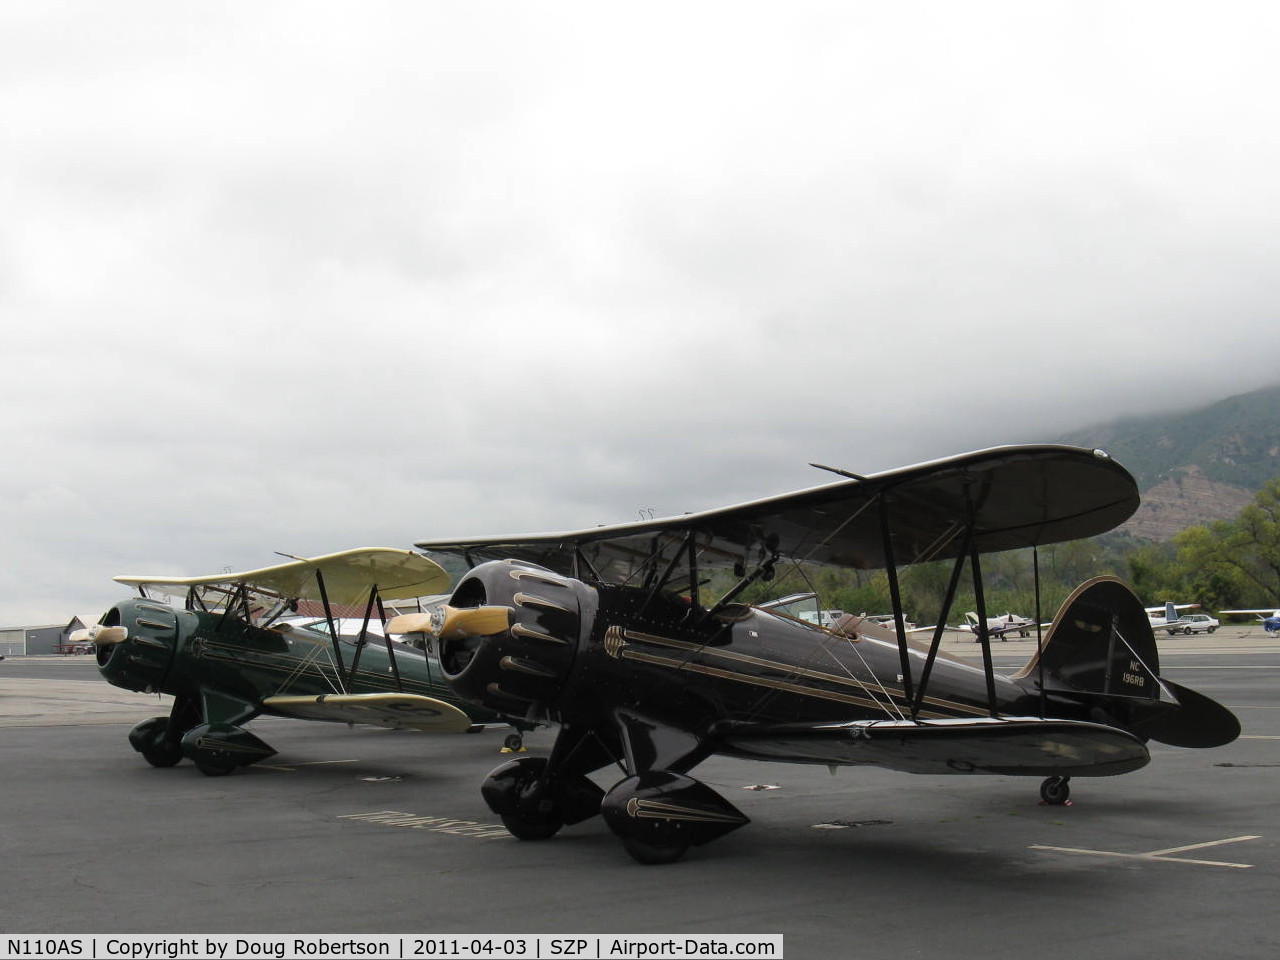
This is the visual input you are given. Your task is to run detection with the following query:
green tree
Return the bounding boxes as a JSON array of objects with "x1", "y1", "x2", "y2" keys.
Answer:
[
  {"x1": 1126, "y1": 540, "x2": 1185, "y2": 605},
  {"x1": 1174, "y1": 478, "x2": 1280, "y2": 607}
]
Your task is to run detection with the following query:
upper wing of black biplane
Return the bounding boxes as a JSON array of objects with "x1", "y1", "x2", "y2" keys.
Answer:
[
  {"x1": 114, "y1": 547, "x2": 451, "y2": 606},
  {"x1": 416, "y1": 445, "x2": 1138, "y2": 581}
]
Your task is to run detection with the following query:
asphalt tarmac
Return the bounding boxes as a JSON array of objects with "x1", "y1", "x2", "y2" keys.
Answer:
[{"x1": 2, "y1": 628, "x2": 1278, "y2": 958}]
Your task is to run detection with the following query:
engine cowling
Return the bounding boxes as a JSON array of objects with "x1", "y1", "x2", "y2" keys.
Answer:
[
  {"x1": 94, "y1": 598, "x2": 195, "y2": 694},
  {"x1": 439, "y1": 560, "x2": 596, "y2": 715}
]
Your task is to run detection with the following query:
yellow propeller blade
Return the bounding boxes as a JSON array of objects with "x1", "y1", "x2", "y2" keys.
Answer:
[
  {"x1": 385, "y1": 612, "x2": 434, "y2": 635},
  {"x1": 437, "y1": 605, "x2": 511, "y2": 640},
  {"x1": 385, "y1": 606, "x2": 511, "y2": 639},
  {"x1": 82, "y1": 625, "x2": 128, "y2": 646}
]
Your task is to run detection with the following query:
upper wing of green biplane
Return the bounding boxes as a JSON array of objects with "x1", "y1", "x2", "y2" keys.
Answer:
[
  {"x1": 416, "y1": 445, "x2": 1139, "y2": 581},
  {"x1": 114, "y1": 547, "x2": 451, "y2": 606}
]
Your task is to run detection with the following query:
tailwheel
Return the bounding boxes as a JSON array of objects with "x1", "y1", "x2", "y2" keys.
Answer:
[
  {"x1": 502, "y1": 732, "x2": 525, "y2": 753},
  {"x1": 1040, "y1": 776, "x2": 1071, "y2": 805}
]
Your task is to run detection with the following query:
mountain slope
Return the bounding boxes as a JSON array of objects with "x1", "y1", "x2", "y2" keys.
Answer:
[{"x1": 1059, "y1": 383, "x2": 1280, "y2": 540}]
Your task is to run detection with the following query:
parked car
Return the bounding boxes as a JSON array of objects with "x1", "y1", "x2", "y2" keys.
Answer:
[{"x1": 1165, "y1": 613, "x2": 1219, "y2": 635}]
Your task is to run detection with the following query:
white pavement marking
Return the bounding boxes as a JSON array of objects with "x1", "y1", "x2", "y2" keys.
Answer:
[
  {"x1": 1031, "y1": 835, "x2": 1261, "y2": 869},
  {"x1": 259, "y1": 759, "x2": 361, "y2": 771}
]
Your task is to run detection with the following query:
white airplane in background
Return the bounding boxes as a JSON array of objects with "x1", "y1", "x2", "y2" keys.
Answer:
[
  {"x1": 1146, "y1": 601, "x2": 1199, "y2": 630},
  {"x1": 1146, "y1": 601, "x2": 1223, "y2": 635},
  {"x1": 958, "y1": 611, "x2": 1039, "y2": 640},
  {"x1": 1219, "y1": 607, "x2": 1280, "y2": 637}
]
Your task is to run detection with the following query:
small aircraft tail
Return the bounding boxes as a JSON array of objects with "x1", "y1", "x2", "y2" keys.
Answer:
[
  {"x1": 1015, "y1": 577, "x2": 1238, "y2": 748},
  {"x1": 1164, "y1": 600, "x2": 1178, "y2": 624}
]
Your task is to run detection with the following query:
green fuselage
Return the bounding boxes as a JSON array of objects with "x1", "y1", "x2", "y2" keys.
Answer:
[{"x1": 97, "y1": 597, "x2": 501, "y2": 728}]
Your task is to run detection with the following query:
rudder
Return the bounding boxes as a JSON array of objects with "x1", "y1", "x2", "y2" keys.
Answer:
[
  {"x1": 1016, "y1": 576, "x2": 1239, "y2": 748},
  {"x1": 1015, "y1": 576, "x2": 1161, "y2": 700}
]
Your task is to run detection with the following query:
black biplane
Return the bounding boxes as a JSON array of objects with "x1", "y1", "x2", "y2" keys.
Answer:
[
  {"x1": 80, "y1": 548, "x2": 515, "y2": 775},
  {"x1": 410, "y1": 445, "x2": 1240, "y2": 863}
]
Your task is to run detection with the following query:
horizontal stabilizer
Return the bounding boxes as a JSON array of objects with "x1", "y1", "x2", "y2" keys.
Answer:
[
  {"x1": 1126, "y1": 679, "x2": 1241, "y2": 748},
  {"x1": 718, "y1": 716, "x2": 1150, "y2": 778},
  {"x1": 262, "y1": 692, "x2": 475, "y2": 732}
]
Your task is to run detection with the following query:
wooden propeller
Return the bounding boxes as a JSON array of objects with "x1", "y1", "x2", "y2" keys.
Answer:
[
  {"x1": 72, "y1": 625, "x2": 128, "y2": 646},
  {"x1": 385, "y1": 605, "x2": 511, "y2": 640}
]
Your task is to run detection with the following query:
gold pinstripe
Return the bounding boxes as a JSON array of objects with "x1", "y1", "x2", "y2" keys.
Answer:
[
  {"x1": 613, "y1": 626, "x2": 992, "y2": 719},
  {"x1": 191, "y1": 636, "x2": 452, "y2": 701}
]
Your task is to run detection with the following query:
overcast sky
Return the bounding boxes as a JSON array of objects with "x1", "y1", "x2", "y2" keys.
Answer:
[{"x1": 3, "y1": 1, "x2": 1279, "y2": 625}]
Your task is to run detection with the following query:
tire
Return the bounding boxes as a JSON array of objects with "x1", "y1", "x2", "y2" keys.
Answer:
[
  {"x1": 141, "y1": 741, "x2": 183, "y2": 768},
  {"x1": 1183, "y1": 626, "x2": 1193, "y2": 636},
  {"x1": 622, "y1": 837, "x2": 691, "y2": 865},
  {"x1": 500, "y1": 814, "x2": 562, "y2": 841},
  {"x1": 1040, "y1": 777, "x2": 1070, "y2": 805},
  {"x1": 486, "y1": 757, "x2": 564, "y2": 840},
  {"x1": 195, "y1": 761, "x2": 236, "y2": 777}
]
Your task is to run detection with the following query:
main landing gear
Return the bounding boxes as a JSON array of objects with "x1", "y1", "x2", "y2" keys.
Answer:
[
  {"x1": 481, "y1": 755, "x2": 603, "y2": 842},
  {"x1": 479, "y1": 720, "x2": 750, "y2": 865},
  {"x1": 126, "y1": 697, "x2": 274, "y2": 776},
  {"x1": 129, "y1": 717, "x2": 184, "y2": 767}
]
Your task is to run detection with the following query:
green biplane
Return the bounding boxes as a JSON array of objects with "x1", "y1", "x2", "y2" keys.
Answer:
[{"x1": 78, "y1": 547, "x2": 520, "y2": 776}]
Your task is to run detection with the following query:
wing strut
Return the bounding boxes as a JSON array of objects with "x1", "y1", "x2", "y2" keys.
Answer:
[
  {"x1": 640, "y1": 531, "x2": 695, "y2": 613},
  {"x1": 313, "y1": 569, "x2": 349, "y2": 695},
  {"x1": 969, "y1": 545, "x2": 999, "y2": 718},
  {"x1": 573, "y1": 547, "x2": 603, "y2": 583},
  {"x1": 1033, "y1": 546, "x2": 1045, "y2": 718},
  {"x1": 702, "y1": 544, "x2": 780, "y2": 624},
  {"x1": 879, "y1": 496, "x2": 915, "y2": 711},
  {"x1": 348, "y1": 585, "x2": 378, "y2": 682},
  {"x1": 376, "y1": 592, "x2": 403, "y2": 693},
  {"x1": 910, "y1": 524, "x2": 976, "y2": 719},
  {"x1": 688, "y1": 530, "x2": 700, "y2": 609}
]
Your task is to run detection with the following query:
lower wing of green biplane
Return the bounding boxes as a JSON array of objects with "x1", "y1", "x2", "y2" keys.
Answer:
[{"x1": 261, "y1": 692, "x2": 476, "y2": 732}]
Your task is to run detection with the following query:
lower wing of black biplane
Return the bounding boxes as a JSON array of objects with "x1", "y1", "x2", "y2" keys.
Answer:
[{"x1": 717, "y1": 716, "x2": 1150, "y2": 778}]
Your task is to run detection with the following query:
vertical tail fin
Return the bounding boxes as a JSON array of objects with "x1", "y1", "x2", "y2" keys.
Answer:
[
  {"x1": 1016, "y1": 577, "x2": 1238, "y2": 748},
  {"x1": 1016, "y1": 577, "x2": 1161, "y2": 699}
]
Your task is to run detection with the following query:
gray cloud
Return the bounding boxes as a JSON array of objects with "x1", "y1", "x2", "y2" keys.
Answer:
[{"x1": 3, "y1": 1, "x2": 1279, "y2": 623}]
